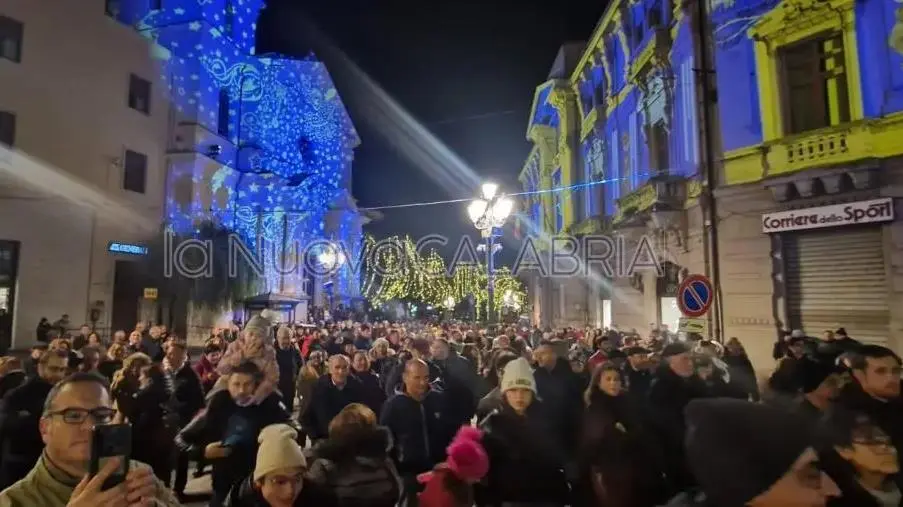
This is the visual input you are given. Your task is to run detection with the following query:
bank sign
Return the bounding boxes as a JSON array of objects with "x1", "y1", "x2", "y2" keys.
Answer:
[{"x1": 762, "y1": 198, "x2": 895, "y2": 234}]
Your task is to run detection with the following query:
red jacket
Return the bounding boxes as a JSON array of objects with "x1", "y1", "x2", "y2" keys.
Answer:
[
  {"x1": 588, "y1": 350, "x2": 609, "y2": 371},
  {"x1": 418, "y1": 468, "x2": 469, "y2": 507}
]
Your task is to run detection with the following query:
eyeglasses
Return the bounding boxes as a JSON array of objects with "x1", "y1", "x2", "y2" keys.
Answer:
[
  {"x1": 45, "y1": 407, "x2": 115, "y2": 425},
  {"x1": 264, "y1": 474, "x2": 304, "y2": 487}
]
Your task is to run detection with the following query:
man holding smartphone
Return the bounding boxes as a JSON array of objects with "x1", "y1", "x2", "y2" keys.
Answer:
[{"x1": 0, "y1": 372, "x2": 180, "y2": 506}]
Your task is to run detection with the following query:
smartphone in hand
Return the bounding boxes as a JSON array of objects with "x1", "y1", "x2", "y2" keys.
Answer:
[{"x1": 89, "y1": 423, "x2": 131, "y2": 490}]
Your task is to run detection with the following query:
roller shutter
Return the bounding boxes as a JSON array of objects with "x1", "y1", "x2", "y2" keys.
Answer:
[{"x1": 784, "y1": 227, "x2": 889, "y2": 344}]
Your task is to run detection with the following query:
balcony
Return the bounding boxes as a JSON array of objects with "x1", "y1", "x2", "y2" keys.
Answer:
[
  {"x1": 612, "y1": 174, "x2": 688, "y2": 226},
  {"x1": 723, "y1": 115, "x2": 903, "y2": 185}
]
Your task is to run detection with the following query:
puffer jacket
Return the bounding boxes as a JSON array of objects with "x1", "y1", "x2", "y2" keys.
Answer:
[{"x1": 305, "y1": 426, "x2": 401, "y2": 507}]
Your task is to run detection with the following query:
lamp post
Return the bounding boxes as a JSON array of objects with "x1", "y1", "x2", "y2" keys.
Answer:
[
  {"x1": 317, "y1": 244, "x2": 346, "y2": 312},
  {"x1": 467, "y1": 182, "x2": 513, "y2": 324}
]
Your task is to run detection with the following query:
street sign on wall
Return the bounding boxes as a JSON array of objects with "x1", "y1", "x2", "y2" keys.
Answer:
[
  {"x1": 678, "y1": 317, "x2": 708, "y2": 335},
  {"x1": 677, "y1": 274, "x2": 713, "y2": 318}
]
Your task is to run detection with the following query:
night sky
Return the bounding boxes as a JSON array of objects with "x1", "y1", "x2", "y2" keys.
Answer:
[{"x1": 257, "y1": 0, "x2": 605, "y2": 260}]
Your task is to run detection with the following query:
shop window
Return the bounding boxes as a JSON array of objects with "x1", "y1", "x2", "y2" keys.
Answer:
[
  {"x1": 123, "y1": 149, "x2": 147, "y2": 194},
  {"x1": 780, "y1": 32, "x2": 850, "y2": 135},
  {"x1": 0, "y1": 111, "x2": 15, "y2": 147},
  {"x1": 0, "y1": 16, "x2": 23, "y2": 63},
  {"x1": 128, "y1": 74, "x2": 152, "y2": 115}
]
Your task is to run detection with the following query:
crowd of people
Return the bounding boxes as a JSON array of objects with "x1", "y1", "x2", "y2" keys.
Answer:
[{"x1": 0, "y1": 315, "x2": 899, "y2": 507}]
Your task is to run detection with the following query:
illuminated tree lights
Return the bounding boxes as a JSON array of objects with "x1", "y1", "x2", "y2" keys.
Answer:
[{"x1": 362, "y1": 236, "x2": 526, "y2": 319}]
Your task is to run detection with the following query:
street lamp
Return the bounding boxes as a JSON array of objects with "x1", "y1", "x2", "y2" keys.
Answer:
[
  {"x1": 317, "y1": 244, "x2": 346, "y2": 311},
  {"x1": 467, "y1": 182, "x2": 513, "y2": 324}
]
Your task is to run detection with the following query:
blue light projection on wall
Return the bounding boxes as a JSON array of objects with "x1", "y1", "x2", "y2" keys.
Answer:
[{"x1": 115, "y1": 0, "x2": 361, "y2": 299}]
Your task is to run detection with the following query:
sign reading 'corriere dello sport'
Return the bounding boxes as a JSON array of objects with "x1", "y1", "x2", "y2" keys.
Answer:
[{"x1": 762, "y1": 198, "x2": 895, "y2": 234}]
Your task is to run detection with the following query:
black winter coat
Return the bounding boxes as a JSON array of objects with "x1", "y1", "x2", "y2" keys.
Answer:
[
  {"x1": 578, "y1": 390, "x2": 667, "y2": 507},
  {"x1": 476, "y1": 403, "x2": 570, "y2": 505},
  {"x1": 353, "y1": 371, "x2": 386, "y2": 416},
  {"x1": 224, "y1": 474, "x2": 334, "y2": 507},
  {"x1": 303, "y1": 376, "x2": 368, "y2": 441},
  {"x1": 178, "y1": 390, "x2": 290, "y2": 494},
  {"x1": 379, "y1": 390, "x2": 454, "y2": 476},
  {"x1": 0, "y1": 376, "x2": 53, "y2": 489},
  {"x1": 533, "y1": 359, "x2": 583, "y2": 456},
  {"x1": 0, "y1": 371, "x2": 26, "y2": 399},
  {"x1": 645, "y1": 367, "x2": 709, "y2": 494},
  {"x1": 306, "y1": 426, "x2": 401, "y2": 507},
  {"x1": 170, "y1": 363, "x2": 205, "y2": 426}
]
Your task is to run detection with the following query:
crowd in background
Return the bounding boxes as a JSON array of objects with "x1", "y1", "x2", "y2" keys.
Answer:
[{"x1": 0, "y1": 314, "x2": 899, "y2": 507}]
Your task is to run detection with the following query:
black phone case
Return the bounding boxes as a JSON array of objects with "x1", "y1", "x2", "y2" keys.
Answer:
[{"x1": 90, "y1": 424, "x2": 132, "y2": 490}]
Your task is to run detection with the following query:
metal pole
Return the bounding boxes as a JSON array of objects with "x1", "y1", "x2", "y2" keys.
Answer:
[
  {"x1": 694, "y1": 0, "x2": 723, "y2": 340},
  {"x1": 486, "y1": 233, "x2": 495, "y2": 324}
]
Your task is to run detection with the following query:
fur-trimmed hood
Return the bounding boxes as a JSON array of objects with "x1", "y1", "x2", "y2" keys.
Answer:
[{"x1": 311, "y1": 425, "x2": 393, "y2": 463}]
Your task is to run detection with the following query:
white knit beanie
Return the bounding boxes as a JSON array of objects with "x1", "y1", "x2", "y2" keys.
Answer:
[
  {"x1": 499, "y1": 357, "x2": 536, "y2": 394},
  {"x1": 254, "y1": 424, "x2": 306, "y2": 481}
]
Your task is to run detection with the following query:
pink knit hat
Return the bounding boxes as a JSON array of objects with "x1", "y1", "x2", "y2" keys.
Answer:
[{"x1": 444, "y1": 426, "x2": 489, "y2": 482}]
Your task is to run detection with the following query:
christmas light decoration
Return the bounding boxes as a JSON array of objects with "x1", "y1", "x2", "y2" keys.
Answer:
[
  {"x1": 362, "y1": 235, "x2": 526, "y2": 320},
  {"x1": 109, "y1": 0, "x2": 360, "y2": 298}
]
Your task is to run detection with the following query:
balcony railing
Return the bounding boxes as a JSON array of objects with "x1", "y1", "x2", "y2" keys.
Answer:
[
  {"x1": 766, "y1": 121, "x2": 882, "y2": 177},
  {"x1": 612, "y1": 174, "x2": 689, "y2": 225}
]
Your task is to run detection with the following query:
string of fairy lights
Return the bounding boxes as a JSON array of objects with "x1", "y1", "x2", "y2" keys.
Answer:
[
  {"x1": 361, "y1": 236, "x2": 525, "y2": 319},
  {"x1": 359, "y1": 173, "x2": 658, "y2": 312}
]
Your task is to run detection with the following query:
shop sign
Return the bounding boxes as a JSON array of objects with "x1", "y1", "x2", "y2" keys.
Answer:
[
  {"x1": 143, "y1": 288, "x2": 158, "y2": 300},
  {"x1": 761, "y1": 198, "x2": 894, "y2": 234},
  {"x1": 108, "y1": 242, "x2": 148, "y2": 255}
]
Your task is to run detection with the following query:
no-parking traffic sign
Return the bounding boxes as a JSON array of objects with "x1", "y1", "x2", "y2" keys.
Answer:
[{"x1": 677, "y1": 274, "x2": 713, "y2": 318}]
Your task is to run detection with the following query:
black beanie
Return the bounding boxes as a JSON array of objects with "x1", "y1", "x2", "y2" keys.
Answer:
[
  {"x1": 661, "y1": 342, "x2": 690, "y2": 358},
  {"x1": 797, "y1": 356, "x2": 842, "y2": 393},
  {"x1": 685, "y1": 399, "x2": 812, "y2": 507}
]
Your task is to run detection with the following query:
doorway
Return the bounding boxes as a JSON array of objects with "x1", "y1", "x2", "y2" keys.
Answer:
[
  {"x1": 0, "y1": 241, "x2": 19, "y2": 353},
  {"x1": 111, "y1": 260, "x2": 145, "y2": 334}
]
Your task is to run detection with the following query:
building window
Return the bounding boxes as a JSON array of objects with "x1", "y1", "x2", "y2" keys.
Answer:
[
  {"x1": 218, "y1": 89, "x2": 230, "y2": 137},
  {"x1": 552, "y1": 169, "x2": 563, "y2": 232},
  {"x1": 128, "y1": 74, "x2": 151, "y2": 115},
  {"x1": 123, "y1": 150, "x2": 147, "y2": 194},
  {"x1": 585, "y1": 138, "x2": 605, "y2": 218},
  {"x1": 0, "y1": 111, "x2": 15, "y2": 147},
  {"x1": 0, "y1": 16, "x2": 23, "y2": 63},
  {"x1": 650, "y1": 121, "x2": 669, "y2": 174},
  {"x1": 780, "y1": 32, "x2": 850, "y2": 135}
]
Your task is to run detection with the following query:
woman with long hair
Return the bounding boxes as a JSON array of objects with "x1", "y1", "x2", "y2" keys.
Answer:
[
  {"x1": 577, "y1": 363, "x2": 667, "y2": 507},
  {"x1": 111, "y1": 352, "x2": 153, "y2": 422}
]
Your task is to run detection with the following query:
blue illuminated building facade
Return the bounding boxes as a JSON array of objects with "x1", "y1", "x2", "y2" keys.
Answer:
[
  {"x1": 520, "y1": 0, "x2": 903, "y2": 366},
  {"x1": 110, "y1": 0, "x2": 363, "y2": 310}
]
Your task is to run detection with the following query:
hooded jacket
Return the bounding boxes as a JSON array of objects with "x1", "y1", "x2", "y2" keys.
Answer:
[{"x1": 305, "y1": 426, "x2": 401, "y2": 507}]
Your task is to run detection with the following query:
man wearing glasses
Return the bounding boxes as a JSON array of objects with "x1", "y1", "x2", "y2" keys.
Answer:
[
  {"x1": 0, "y1": 372, "x2": 180, "y2": 506},
  {"x1": 0, "y1": 349, "x2": 69, "y2": 489}
]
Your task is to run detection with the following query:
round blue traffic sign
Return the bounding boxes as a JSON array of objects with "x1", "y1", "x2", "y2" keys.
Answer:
[{"x1": 677, "y1": 274, "x2": 714, "y2": 318}]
